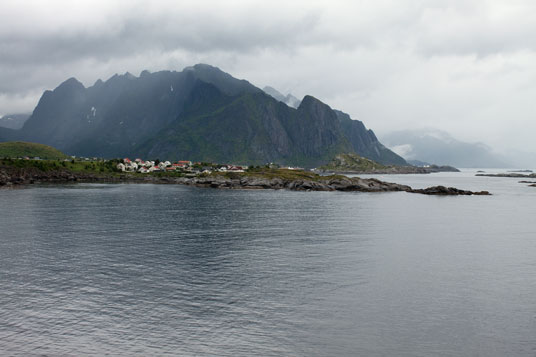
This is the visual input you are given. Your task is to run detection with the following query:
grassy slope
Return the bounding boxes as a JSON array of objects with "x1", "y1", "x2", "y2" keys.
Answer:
[
  {"x1": 0, "y1": 141, "x2": 69, "y2": 160},
  {"x1": 0, "y1": 158, "x2": 121, "y2": 174},
  {"x1": 320, "y1": 153, "x2": 388, "y2": 172},
  {"x1": 212, "y1": 167, "x2": 347, "y2": 182}
]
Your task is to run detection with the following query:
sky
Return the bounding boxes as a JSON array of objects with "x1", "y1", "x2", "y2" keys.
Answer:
[{"x1": 1, "y1": 0, "x2": 535, "y2": 153}]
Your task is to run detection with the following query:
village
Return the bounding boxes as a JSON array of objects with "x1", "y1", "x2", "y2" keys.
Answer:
[{"x1": 116, "y1": 158, "x2": 247, "y2": 175}]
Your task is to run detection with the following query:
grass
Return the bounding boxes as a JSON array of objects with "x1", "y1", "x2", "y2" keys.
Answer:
[
  {"x1": 1, "y1": 159, "x2": 352, "y2": 183},
  {"x1": 320, "y1": 153, "x2": 387, "y2": 172},
  {"x1": 0, "y1": 141, "x2": 69, "y2": 160},
  {"x1": 0, "y1": 158, "x2": 120, "y2": 174},
  {"x1": 212, "y1": 167, "x2": 348, "y2": 182}
]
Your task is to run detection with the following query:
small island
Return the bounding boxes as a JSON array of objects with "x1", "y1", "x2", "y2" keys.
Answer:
[
  {"x1": 475, "y1": 171, "x2": 536, "y2": 187},
  {"x1": 476, "y1": 172, "x2": 536, "y2": 178}
]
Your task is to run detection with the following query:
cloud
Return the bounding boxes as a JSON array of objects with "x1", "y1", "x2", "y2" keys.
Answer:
[
  {"x1": 0, "y1": 90, "x2": 42, "y2": 115},
  {"x1": 413, "y1": 1, "x2": 536, "y2": 57},
  {"x1": 1, "y1": 0, "x2": 536, "y2": 152},
  {"x1": 0, "y1": 0, "x2": 323, "y2": 65}
]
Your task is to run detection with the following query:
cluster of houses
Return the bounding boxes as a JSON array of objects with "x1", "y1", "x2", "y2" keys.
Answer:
[{"x1": 116, "y1": 158, "x2": 247, "y2": 174}]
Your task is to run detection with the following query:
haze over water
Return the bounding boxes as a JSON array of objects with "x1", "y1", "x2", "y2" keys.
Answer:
[{"x1": 1, "y1": 171, "x2": 535, "y2": 356}]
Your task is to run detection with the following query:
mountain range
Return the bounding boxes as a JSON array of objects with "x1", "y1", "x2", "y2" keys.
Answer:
[
  {"x1": 0, "y1": 64, "x2": 406, "y2": 167},
  {"x1": 262, "y1": 86, "x2": 301, "y2": 108},
  {"x1": 380, "y1": 129, "x2": 511, "y2": 168},
  {"x1": 0, "y1": 114, "x2": 30, "y2": 130}
]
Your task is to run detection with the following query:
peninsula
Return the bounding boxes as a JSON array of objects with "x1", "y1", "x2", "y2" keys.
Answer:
[
  {"x1": 0, "y1": 157, "x2": 489, "y2": 196},
  {"x1": 318, "y1": 153, "x2": 460, "y2": 174}
]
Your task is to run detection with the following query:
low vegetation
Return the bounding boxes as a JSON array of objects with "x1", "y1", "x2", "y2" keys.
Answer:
[
  {"x1": 0, "y1": 157, "x2": 121, "y2": 174},
  {"x1": 320, "y1": 153, "x2": 388, "y2": 172},
  {"x1": 213, "y1": 166, "x2": 347, "y2": 182},
  {"x1": 0, "y1": 141, "x2": 69, "y2": 160}
]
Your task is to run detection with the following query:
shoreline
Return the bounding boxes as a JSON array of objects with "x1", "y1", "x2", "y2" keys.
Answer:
[
  {"x1": 0, "y1": 166, "x2": 490, "y2": 196},
  {"x1": 476, "y1": 173, "x2": 536, "y2": 178},
  {"x1": 318, "y1": 166, "x2": 460, "y2": 175}
]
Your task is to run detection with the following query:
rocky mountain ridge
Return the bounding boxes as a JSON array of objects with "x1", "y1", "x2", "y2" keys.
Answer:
[{"x1": 3, "y1": 64, "x2": 406, "y2": 167}]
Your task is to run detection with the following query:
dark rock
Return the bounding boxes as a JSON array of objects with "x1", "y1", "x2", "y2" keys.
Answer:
[
  {"x1": 477, "y1": 173, "x2": 536, "y2": 178},
  {"x1": 410, "y1": 185, "x2": 490, "y2": 196}
]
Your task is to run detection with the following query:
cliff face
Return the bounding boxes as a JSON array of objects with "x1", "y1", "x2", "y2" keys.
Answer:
[
  {"x1": 335, "y1": 111, "x2": 407, "y2": 166},
  {"x1": 12, "y1": 64, "x2": 406, "y2": 167},
  {"x1": 0, "y1": 127, "x2": 17, "y2": 142}
]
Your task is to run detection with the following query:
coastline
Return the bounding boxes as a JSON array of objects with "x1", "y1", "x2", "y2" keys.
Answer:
[
  {"x1": 0, "y1": 165, "x2": 490, "y2": 195},
  {"x1": 476, "y1": 172, "x2": 536, "y2": 178},
  {"x1": 318, "y1": 165, "x2": 460, "y2": 175}
]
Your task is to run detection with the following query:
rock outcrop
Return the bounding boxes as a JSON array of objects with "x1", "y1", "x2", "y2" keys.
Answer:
[
  {"x1": 476, "y1": 173, "x2": 536, "y2": 178},
  {"x1": 178, "y1": 175, "x2": 412, "y2": 192},
  {"x1": 409, "y1": 185, "x2": 490, "y2": 196}
]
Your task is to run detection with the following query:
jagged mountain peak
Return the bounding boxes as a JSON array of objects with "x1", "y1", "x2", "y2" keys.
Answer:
[
  {"x1": 298, "y1": 95, "x2": 335, "y2": 118},
  {"x1": 93, "y1": 78, "x2": 104, "y2": 87},
  {"x1": 55, "y1": 77, "x2": 85, "y2": 92},
  {"x1": 299, "y1": 95, "x2": 323, "y2": 107},
  {"x1": 185, "y1": 63, "x2": 222, "y2": 72}
]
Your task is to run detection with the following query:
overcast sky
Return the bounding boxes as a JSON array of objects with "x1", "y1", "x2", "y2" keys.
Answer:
[{"x1": 1, "y1": 0, "x2": 535, "y2": 153}]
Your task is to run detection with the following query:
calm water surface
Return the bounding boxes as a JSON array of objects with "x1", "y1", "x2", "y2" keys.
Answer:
[{"x1": 1, "y1": 170, "x2": 535, "y2": 356}]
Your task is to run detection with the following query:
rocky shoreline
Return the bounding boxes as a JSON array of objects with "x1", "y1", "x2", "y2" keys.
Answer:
[
  {"x1": 476, "y1": 173, "x2": 536, "y2": 178},
  {"x1": 177, "y1": 175, "x2": 489, "y2": 195},
  {"x1": 0, "y1": 166, "x2": 490, "y2": 196},
  {"x1": 320, "y1": 165, "x2": 459, "y2": 175},
  {"x1": 476, "y1": 173, "x2": 536, "y2": 187},
  {"x1": 319, "y1": 153, "x2": 460, "y2": 175}
]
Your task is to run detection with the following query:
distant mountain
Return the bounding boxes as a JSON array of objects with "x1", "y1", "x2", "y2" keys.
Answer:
[
  {"x1": 4, "y1": 64, "x2": 406, "y2": 167},
  {"x1": 381, "y1": 129, "x2": 511, "y2": 168},
  {"x1": 500, "y1": 149, "x2": 536, "y2": 169},
  {"x1": 0, "y1": 114, "x2": 30, "y2": 130},
  {"x1": 262, "y1": 86, "x2": 301, "y2": 108}
]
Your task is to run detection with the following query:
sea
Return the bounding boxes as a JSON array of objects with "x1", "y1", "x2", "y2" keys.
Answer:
[{"x1": 1, "y1": 169, "x2": 535, "y2": 356}]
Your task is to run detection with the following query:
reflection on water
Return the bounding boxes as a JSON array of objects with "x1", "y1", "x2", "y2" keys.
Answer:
[{"x1": 1, "y1": 171, "x2": 536, "y2": 356}]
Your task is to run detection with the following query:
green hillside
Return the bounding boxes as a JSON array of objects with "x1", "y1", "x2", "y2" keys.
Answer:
[
  {"x1": 0, "y1": 141, "x2": 69, "y2": 160},
  {"x1": 321, "y1": 153, "x2": 388, "y2": 172}
]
